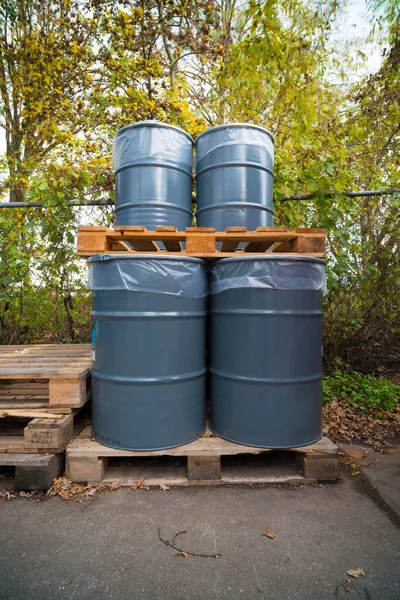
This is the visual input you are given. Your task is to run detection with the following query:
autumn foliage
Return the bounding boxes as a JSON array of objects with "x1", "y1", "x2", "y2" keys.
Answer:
[{"x1": 0, "y1": 0, "x2": 399, "y2": 378}]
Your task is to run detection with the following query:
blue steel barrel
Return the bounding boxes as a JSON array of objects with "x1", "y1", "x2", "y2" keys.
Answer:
[
  {"x1": 88, "y1": 255, "x2": 207, "y2": 450},
  {"x1": 195, "y1": 124, "x2": 274, "y2": 230},
  {"x1": 209, "y1": 256, "x2": 326, "y2": 448},
  {"x1": 113, "y1": 121, "x2": 194, "y2": 230}
]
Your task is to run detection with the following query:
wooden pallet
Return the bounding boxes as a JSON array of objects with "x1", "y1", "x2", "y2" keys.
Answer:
[
  {"x1": 77, "y1": 226, "x2": 326, "y2": 258},
  {"x1": 0, "y1": 453, "x2": 64, "y2": 490},
  {"x1": 66, "y1": 426, "x2": 339, "y2": 486},
  {"x1": 0, "y1": 344, "x2": 91, "y2": 410},
  {"x1": 0, "y1": 406, "x2": 89, "y2": 454}
]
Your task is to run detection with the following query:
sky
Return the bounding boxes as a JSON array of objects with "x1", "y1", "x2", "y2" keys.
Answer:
[
  {"x1": 337, "y1": 0, "x2": 383, "y2": 75},
  {"x1": 0, "y1": 0, "x2": 384, "y2": 160}
]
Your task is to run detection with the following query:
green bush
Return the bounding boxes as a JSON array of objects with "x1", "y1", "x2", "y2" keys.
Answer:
[{"x1": 323, "y1": 369, "x2": 400, "y2": 413}]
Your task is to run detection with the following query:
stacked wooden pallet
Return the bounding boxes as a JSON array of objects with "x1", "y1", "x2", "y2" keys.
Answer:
[
  {"x1": 77, "y1": 225, "x2": 326, "y2": 258},
  {"x1": 0, "y1": 344, "x2": 91, "y2": 489}
]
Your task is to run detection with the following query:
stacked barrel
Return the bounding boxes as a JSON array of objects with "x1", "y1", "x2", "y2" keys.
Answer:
[
  {"x1": 195, "y1": 124, "x2": 274, "y2": 229},
  {"x1": 113, "y1": 122, "x2": 194, "y2": 229},
  {"x1": 88, "y1": 121, "x2": 326, "y2": 451}
]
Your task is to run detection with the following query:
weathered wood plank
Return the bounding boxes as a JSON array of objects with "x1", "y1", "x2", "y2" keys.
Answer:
[{"x1": 0, "y1": 344, "x2": 91, "y2": 408}]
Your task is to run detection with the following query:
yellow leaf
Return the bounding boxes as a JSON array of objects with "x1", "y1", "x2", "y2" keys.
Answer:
[
  {"x1": 261, "y1": 527, "x2": 276, "y2": 538},
  {"x1": 132, "y1": 475, "x2": 149, "y2": 490},
  {"x1": 71, "y1": 41, "x2": 79, "y2": 54}
]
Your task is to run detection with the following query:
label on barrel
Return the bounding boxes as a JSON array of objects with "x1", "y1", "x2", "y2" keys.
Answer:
[{"x1": 95, "y1": 431, "x2": 121, "y2": 446}]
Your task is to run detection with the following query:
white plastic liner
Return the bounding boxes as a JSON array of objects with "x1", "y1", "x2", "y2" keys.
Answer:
[
  {"x1": 112, "y1": 121, "x2": 193, "y2": 173},
  {"x1": 195, "y1": 124, "x2": 274, "y2": 165},
  {"x1": 88, "y1": 255, "x2": 207, "y2": 298},
  {"x1": 209, "y1": 258, "x2": 327, "y2": 295}
]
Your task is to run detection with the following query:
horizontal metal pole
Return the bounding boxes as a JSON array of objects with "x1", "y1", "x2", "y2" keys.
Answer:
[
  {"x1": 280, "y1": 188, "x2": 400, "y2": 201},
  {"x1": 0, "y1": 188, "x2": 398, "y2": 208},
  {"x1": 0, "y1": 199, "x2": 114, "y2": 208}
]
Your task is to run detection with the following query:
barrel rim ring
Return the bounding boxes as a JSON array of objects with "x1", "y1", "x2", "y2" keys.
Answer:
[
  {"x1": 88, "y1": 254, "x2": 206, "y2": 265},
  {"x1": 195, "y1": 123, "x2": 274, "y2": 144},
  {"x1": 208, "y1": 425, "x2": 323, "y2": 450},
  {"x1": 211, "y1": 254, "x2": 325, "y2": 266},
  {"x1": 92, "y1": 427, "x2": 206, "y2": 452},
  {"x1": 195, "y1": 202, "x2": 274, "y2": 215},
  {"x1": 115, "y1": 121, "x2": 194, "y2": 143},
  {"x1": 114, "y1": 201, "x2": 193, "y2": 216}
]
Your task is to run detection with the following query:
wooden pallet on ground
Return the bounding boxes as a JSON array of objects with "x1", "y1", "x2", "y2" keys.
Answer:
[
  {"x1": 0, "y1": 344, "x2": 91, "y2": 410},
  {"x1": 66, "y1": 426, "x2": 339, "y2": 486},
  {"x1": 0, "y1": 406, "x2": 89, "y2": 454},
  {"x1": 77, "y1": 226, "x2": 326, "y2": 258}
]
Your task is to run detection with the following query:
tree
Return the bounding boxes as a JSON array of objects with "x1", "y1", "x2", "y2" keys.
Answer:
[
  {"x1": 87, "y1": 0, "x2": 219, "y2": 139},
  {"x1": 0, "y1": 0, "x2": 96, "y2": 202}
]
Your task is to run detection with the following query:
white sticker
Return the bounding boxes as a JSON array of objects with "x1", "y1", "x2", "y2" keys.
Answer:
[{"x1": 91, "y1": 350, "x2": 96, "y2": 361}]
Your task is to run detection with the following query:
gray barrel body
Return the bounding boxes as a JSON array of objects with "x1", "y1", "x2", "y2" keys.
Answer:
[
  {"x1": 195, "y1": 124, "x2": 274, "y2": 230},
  {"x1": 113, "y1": 122, "x2": 193, "y2": 230},
  {"x1": 89, "y1": 256, "x2": 206, "y2": 451},
  {"x1": 209, "y1": 257, "x2": 324, "y2": 448}
]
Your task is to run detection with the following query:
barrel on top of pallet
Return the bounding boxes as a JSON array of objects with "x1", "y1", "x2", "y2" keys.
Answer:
[
  {"x1": 208, "y1": 256, "x2": 327, "y2": 448},
  {"x1": 195, "y1": 124, "x2": 274, "y2": 230},
  {"x1": 113, "y1": 121, "x2": 194, "y2": 230},
  {"x1": 88, "y1": 255, "x2": 207, "y2": 451}
]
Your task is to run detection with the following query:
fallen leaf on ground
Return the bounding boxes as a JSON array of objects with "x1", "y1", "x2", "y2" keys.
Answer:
[
  {"x1": 343, "y1": 449, "x2": 368, "y2": 460},
  {"x1": 47, "y1": 477, "x2": 119, "y2": 501},
  {"x1": 261, "y1": 528, "x2": 276, "y2": 539},
  {"x1": 323, "y1": 402, "x2": 399, "y2": 452},
  {"x1": 0, "y1": 490, "x2": 16, "y2": 500},
  {"x1": 131, "y1": 475, "x2": 149, "y2": 491},
  {"x1": 159, "y1": 484, "x2": 170, "y2": 491},
  {"x1": 347, "y1": 568, "x2": 365, "y2": 578},
  {"x1": 176, "y1": 551, "x2": 189, "y2": 558}
]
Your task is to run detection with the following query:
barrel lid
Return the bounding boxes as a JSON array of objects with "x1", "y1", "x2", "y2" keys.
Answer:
[
  {"x1": 115, "y1": 121, "x2": 194, "y2": 143},
  {"x1": 88, "y1": 254, "x2": 205, "y2": 265},
  {"x1": 212, "y1": 255, "x2": 325, "y2": 266},
  {"x1": 195, "y1": 123, "x2": 274, "y2": 145}
]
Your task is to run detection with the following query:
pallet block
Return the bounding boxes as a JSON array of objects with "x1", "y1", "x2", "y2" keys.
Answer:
[
  {"x1": 0, "y1": 407, "x2": 89, "y2": 454},
  {"x1": 0, "y1": 453, "x2": 64, "y2": 490}
]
